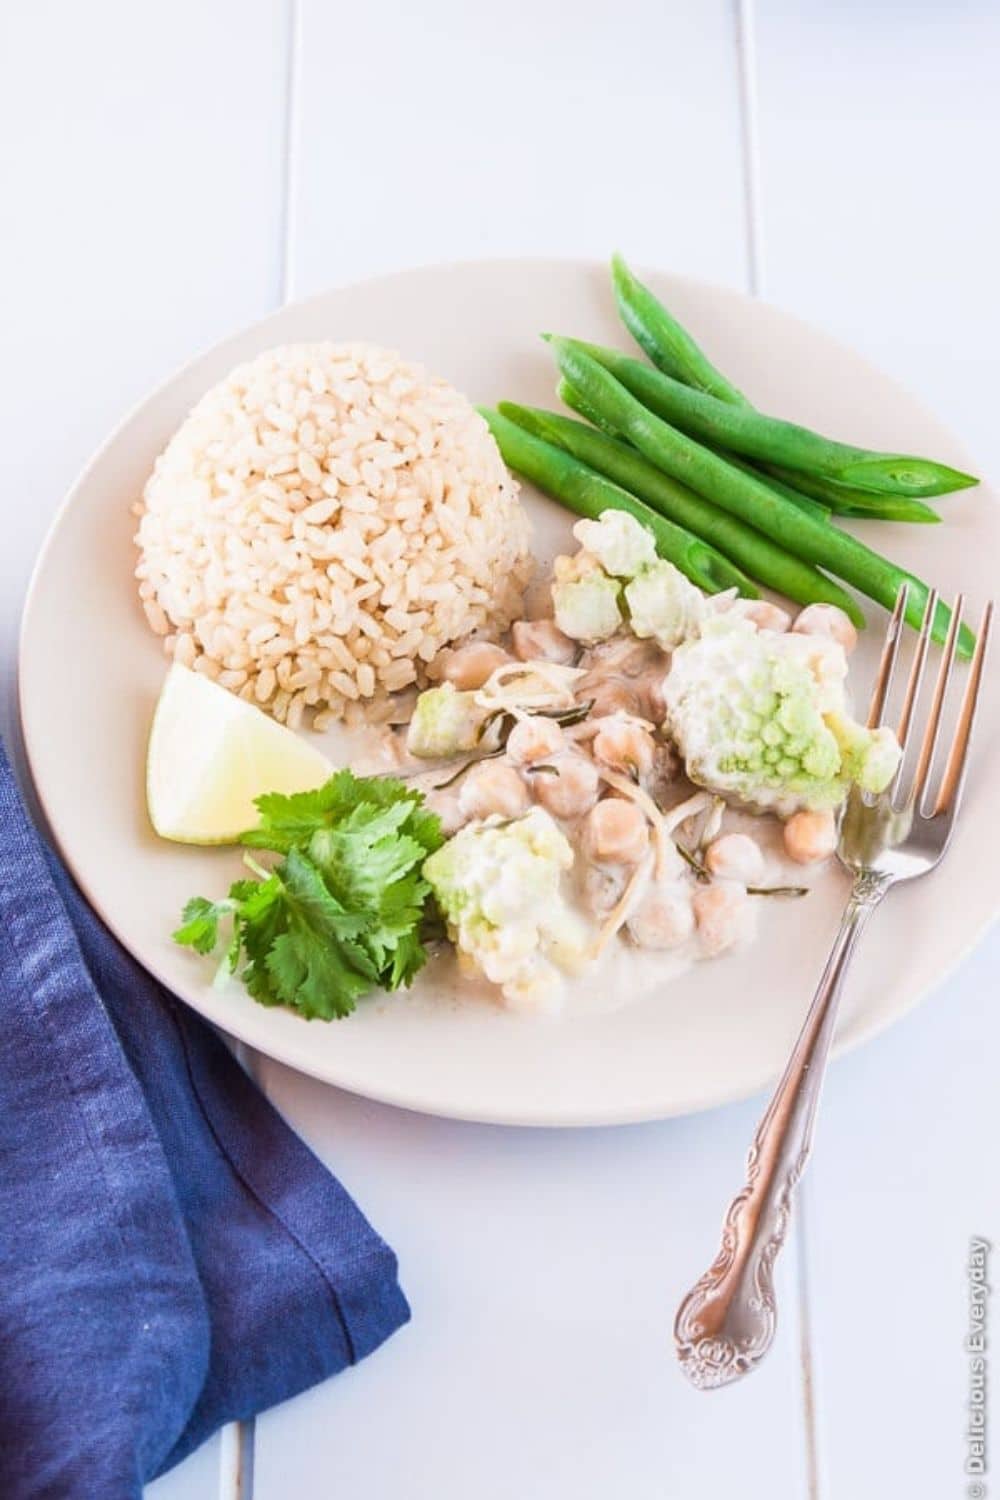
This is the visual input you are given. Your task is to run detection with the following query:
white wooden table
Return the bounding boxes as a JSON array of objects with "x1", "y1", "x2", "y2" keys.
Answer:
[{"x1": 2, "y1": 4, "x2": 998, "y2": 1495}]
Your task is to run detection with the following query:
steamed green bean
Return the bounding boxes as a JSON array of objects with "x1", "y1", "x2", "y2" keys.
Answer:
[
  {"x1": 611, "y1": 252, "x2": 747, "y2": 405},
  {"x1": 544, "y1": 337, "x2": 973, "y2": 654},
  {"x1": 761, "y1": 461, "x2": 941, "y2": 523},
  {"x1": 479, "y1": 407, "x2": 758, "y2": 599},
  {"x1": 563, "y1": 336, "x2": 976, "y2": 499},
  {"x1": 499, "y1": 402, "x2": 865, "y2": 626}
]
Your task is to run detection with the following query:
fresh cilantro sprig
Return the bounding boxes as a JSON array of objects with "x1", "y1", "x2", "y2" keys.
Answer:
[{"x1": 173, "y1": 772, "x2": 443, "y2": 1020}]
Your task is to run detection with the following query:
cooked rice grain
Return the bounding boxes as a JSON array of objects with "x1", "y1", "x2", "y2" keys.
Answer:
[{"x1": 135, "y1": 341, "x2": 532, "y2": 723}]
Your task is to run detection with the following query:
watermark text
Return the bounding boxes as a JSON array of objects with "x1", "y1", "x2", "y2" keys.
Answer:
[{"x1": 966, "y1": 1237, "x2": 991, "y2": 1497}]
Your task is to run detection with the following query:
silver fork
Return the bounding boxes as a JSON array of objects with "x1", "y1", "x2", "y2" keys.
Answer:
[{"x1": 673, "y1": 585, "x2": 994, "y2": 1391}]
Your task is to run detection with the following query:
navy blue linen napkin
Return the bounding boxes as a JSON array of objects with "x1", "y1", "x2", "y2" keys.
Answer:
[{"x1": 0, "y1": 740, "x2": 410, "y2": 1499}]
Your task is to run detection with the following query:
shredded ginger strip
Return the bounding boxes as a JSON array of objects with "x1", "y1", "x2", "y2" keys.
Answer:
[
  {"x1": 590, "y1": 853, "x2": 654, "y2": 959},
  {"x1": 475, "y1": 659, "x2": 585, "y2": 717}
]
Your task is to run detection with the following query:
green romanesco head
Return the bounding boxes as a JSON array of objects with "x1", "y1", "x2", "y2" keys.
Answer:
[
  {"x1": 662, "y1": 616, "x2": 901, "y2": 813},
  {"x1": 624, "y1": 559, "x2": 706, "y2": 651},
  {"x1": 551, "y1": 562, "x2": 623, "y2": 644},
  {"x1": 829, "y1": 713, "x2": 905, "y2": 796},
  {"x1": 406, "y1": 683, "x2": 486, "y2": 759},
  {"x1": 572, "y1": 509, "x2": 657, "y2": 579},
  {"x1": 423, "y1": 808, "x2": 587, "y2": 1012}
]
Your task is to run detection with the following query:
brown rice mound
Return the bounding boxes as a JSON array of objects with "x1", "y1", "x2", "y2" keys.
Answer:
[{"x1": 135, "y1": 340, "x2": 532, "y2": 728}]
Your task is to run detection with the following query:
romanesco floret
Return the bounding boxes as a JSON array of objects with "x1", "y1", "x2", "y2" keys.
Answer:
[
  {"x1": 406, "y1": 683, "x2": 485, "y2": 759},
  {"x1": 551, "y1": 558, "x2": 623, "y2": 644},
  {"x1": 572, "y1": 510, "x2": 657, "y2": 579},
  {"x1": 624, "y1": 559, "x2": 706, "y2": 650},
  {"x1": 661, "y1": 616, "x2": 901, "y2": 814},
  {"x1": 423, "y1": 808, "x2": 588, "y2": 1013}
]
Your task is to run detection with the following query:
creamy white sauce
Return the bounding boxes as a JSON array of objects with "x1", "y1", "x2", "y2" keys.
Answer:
[{"x1": 322, "y1": 715, "x2": 830, "y2": 1021}]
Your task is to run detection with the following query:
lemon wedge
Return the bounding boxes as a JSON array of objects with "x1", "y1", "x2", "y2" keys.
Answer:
[{"x1": 147, "y1": 664, "x2": 332, "y2": 844}]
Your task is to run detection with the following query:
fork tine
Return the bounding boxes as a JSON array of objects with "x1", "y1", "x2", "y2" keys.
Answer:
[
  {"x1": 894, "y1": 587, "x2": 938, "y2": 751},
  {"x1": 933, "y1": 600, "x2": 994, "y2": 816},
  {"x1": 867, "y1": 583, "x2": 909, "y2": 729},
  {"x1": 912, "y1": 594, "x2": 963, "y2": 812}
]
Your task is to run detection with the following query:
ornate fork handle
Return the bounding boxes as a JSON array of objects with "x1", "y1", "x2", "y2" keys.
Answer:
[{"x1": 674, "y1": 868, "x2": 892, "y2": 1390}]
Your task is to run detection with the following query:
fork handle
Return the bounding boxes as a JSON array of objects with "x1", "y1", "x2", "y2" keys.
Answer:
[{"x1": 674, "y1": 869, "x2": 891, "y2": 1389}]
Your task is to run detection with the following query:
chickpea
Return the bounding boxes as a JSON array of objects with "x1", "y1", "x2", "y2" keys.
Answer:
[
  {"x1": 741, "y1": 600, "x2": 792, "y2": 633},
  {"x1": 582, "y1": 798, "x2": 650, "y2": 864},
  {"x1": 627, "y1": 879, "x2": 695, "y2": 950},
  {"x1": 532, "y1": 754, "x2": 600, "y2": 820},
  {"x1": 792, "y1": 603, "x2": 858, "y2": 655},
  {"x1": 783, "y1": 808, "x2": 838, "y2": 865},
  {"x1": 704, "y1": 832, "x2": 765, "y2": 885},
  {"x1": 592, "y1": 714, "x2": 656, "y2": 779},
  {"x1": 618, "y1": 640, "x2": 669, "y2": 680},
  {"x1": 511, "y1": 618, "x2": 577, "y2": 665},
  {"x1": 583, "y1": 679, "x2": 639, "y2": 720},
  {"x1": 424, "y1": 788, "x2": 469, "y2": 837},
  {"x1": 693, "y1": 882, "x2": 753, "y2": 957},
  {"x1": 582, "y1": 863, "x2": 629, "y2": 919},
  {"x1": 505, "y1": 716, "x2": 565, "y2": 766},
  {"x1": 458, "y1": 762, "x2": 530, "y2": 821},
  {"x1": 441, "y1": 641, "x2": 511, "y2": 691}
]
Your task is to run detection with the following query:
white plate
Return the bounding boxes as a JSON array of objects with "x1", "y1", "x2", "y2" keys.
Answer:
[{"x1": 19, "y1": 259, "x2": 999, "y2": 1126}]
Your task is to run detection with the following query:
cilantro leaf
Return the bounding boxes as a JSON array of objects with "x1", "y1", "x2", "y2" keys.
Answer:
[
  {"x1": 242, "y1": 771, "x2": 363, "y2": 853},
  {"x1": 278, "y1": 846, "x2": 369, "y2": 947},
  {"x1": 173, "y1": 896, "x2": 232, "y2": 955},
  {"x1": 384, "y1": 920, "x2": 431, "y2": 991},
  {"x1": 264, "y1": 931, "x2": 372, "y2": 1019},
  {"x1": 309, "y1": 823, "x2": 425, "y2": 908},
  {"x1": 242, "y1": 770, "x2": 444, "y2": 857},
  {"x1": 175, "y1": 771, "x2": 444, "y2": 1021},
  {"x1": 353, "y1": 872, "x2": 431, "y2": 981},
  {"x1": 231, "y1": 873, "x2": 286, "y2": 1002},
  {"x1": 241, "y1": 850, "x2": 375, "y2": 1019},
  {"x1": 400, "y1": 800, "x2": 445, "y2": 858}
]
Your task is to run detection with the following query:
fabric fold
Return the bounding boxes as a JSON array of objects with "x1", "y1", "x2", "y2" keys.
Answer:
[{"x1": 0, "y1": 741, "x2": 409, "y2": 1499}]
